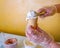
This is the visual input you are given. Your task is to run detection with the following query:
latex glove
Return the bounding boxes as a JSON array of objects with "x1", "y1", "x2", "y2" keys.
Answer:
[
  {"x1": 26, "y1": 25, "x2": 60, "y2": 48},
  {"x1": 37, "y1": 6, "x2": 57, "y2": 18},
  {"x1": 26, "y1": 25, "x2": 53, "y2": 45}
]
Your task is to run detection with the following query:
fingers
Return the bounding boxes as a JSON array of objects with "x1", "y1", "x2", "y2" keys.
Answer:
[
  {"x1": 26, "y1": 26, "x2": 37, "y2": 38},
  {"x1": 37, "y1": 8, "x2": 46, "y2": 16},
  {"x1": 37, "y1": 6, "x2": 56, "y2": 18}
]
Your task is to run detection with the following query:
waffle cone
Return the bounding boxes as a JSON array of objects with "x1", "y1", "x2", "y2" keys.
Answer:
[{"x1": 28, "y1": 18, "x2": 38, "y2": 29}]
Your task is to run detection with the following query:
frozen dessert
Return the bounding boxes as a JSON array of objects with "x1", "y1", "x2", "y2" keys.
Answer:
[{"x1": 3, "y1": 38, "x2": 17, "y2": 48}]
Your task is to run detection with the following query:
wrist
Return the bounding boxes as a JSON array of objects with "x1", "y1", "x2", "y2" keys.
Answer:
[
  {"x1": 49, "y1": 40, "x2": 57, "y2": 48},
  {"x1": 54, "y1": 4, "x2": 60, "y2": 13},
  {"x1": 49, "y1": 5, "x2": 57, "y2": 15},
  {"x1": 52, "y1": 5, "x2": 57, "y2": 12}
]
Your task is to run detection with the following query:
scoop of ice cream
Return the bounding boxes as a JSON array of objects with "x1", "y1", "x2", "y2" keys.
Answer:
[{"x1": 26, "y1": 10, "x2": 38, "y2": 21}]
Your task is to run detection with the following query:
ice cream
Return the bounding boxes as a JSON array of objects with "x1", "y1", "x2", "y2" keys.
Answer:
[
  {"x1": 26, "y1": 10, "x2": 38, "y2": 29},
  {"x1": 26, "y1": 10, "x2": 38, "y2": 21},
  {"x1": 3, "y1": 38, "x2": 17, "y2": 48}
]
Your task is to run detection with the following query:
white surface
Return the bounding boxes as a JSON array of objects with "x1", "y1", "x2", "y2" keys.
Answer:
[{"x1": 0, "y1": 33, "x2": 26, "y2": 48}]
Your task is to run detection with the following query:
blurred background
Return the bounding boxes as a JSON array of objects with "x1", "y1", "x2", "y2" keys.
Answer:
[{"x1": 0, "y1": 0, "x2": 60, "y2": 42}]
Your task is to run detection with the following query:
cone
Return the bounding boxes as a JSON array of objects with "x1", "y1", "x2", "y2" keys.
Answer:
[{"x1": 28, "y1": 18, "x2": 38, "y2": 29}]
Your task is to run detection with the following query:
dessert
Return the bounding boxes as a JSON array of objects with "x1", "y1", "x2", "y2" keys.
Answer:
[
  {"x1": 26, "y1": 10, "x2": 38, "y2": 29},
  {"x1": 3, "y1": 38, "x2": 17, "y2": 48}
]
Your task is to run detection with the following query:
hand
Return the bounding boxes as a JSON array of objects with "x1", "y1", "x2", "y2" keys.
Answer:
[
  {"x1": 37, "y1": 6, "x2": 56, "y2": 18},
  {"x1": 26, "y1": 26, "x2": 53, "y2": 44}
]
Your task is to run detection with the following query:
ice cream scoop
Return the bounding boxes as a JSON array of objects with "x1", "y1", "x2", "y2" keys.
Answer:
[{"x1": 26, "y1": 10, "x2": 38, "y2": 21}]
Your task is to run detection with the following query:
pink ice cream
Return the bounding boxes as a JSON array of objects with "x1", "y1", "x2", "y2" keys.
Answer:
[{"x1": 3, "y1": 38, "x2": 17, "y2": 48}]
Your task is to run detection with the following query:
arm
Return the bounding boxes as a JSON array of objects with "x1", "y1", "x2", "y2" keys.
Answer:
[{"x1": 37, "y1": 4, "x2": 60, "y2": 18}]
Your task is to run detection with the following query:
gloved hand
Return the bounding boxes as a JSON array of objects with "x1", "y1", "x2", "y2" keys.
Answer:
[{"x1": 26, "y1": 25, "x2": 53, "y2": 44}]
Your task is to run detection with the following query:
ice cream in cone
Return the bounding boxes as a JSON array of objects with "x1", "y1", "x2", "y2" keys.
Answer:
[{"x1": 26, "y1": 10, "x2": 38, "y2": 29}]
